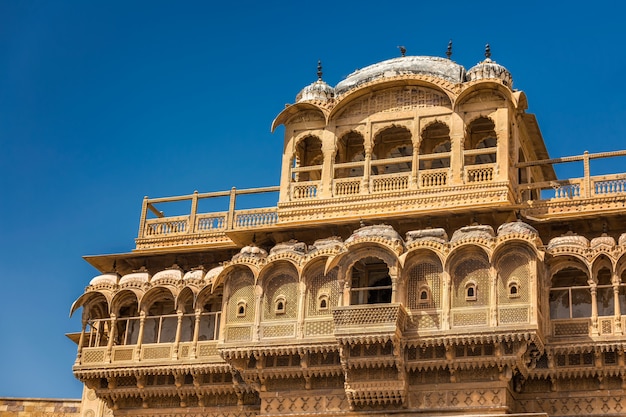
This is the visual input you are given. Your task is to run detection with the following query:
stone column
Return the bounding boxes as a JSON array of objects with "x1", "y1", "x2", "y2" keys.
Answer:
[
  {"x1": 190, "y1": 308, "x2": 201, "y2": 359},
  {"x1": 297, "y1": 281, "x2": 306, "y2": 338},
  {"x1": 105, "y1": 314, "x2": 117, "y2": 362},
  {"x1": 613, "y1": 272, "x2": 622, "y2": 334},
  {"x1": 135, "y1": 311, "x2": 146, "y2": 361},
  {"x1": 172, "y1": 311, "x2": 183, "y2": 360},
  {"x1": 253, "y1": 285, "x2": 263, "y2": 341},
  {"x1": 75, "y1": 319, "x2": 87, "y2": 365},
  {"x1": 442, "y1": 271, "x2": 451, "y2": 330},
  {"x1": 449, "y1": 113, "x2": 465, "y2": 186},
  {"x1": 590, "y1": 283, "x2": 599, "y2": 336},
  {"x1": 490, "y1": 266, "x2": 498, "y2": 326}
]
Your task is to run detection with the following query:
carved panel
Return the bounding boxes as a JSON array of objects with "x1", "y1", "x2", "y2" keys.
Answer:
[
  {"x1": 306, "y1": 269, "x2": 340, "y2": 317},
  {"x1": 407, "y1": 261, "x2": 442, "y2": 309},
  {"x1": 340, "y1": 87, "x2": 452, "y2": 119}
]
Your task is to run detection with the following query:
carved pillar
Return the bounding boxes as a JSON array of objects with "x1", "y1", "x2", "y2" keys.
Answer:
[
  {"x1": 442, "y1": 270, "x2": 451, "y2": 330},
  {"x1": 172, "y1": 311, "x2": 183, "y2": 359},
  {"x1": 253, "y1": 285, "x2": 263, "y2": 341},
  {"x1": 75, "y1": 318, "x2": 87, "y2": 365},
  {"x1": 490, "y1": 266, "x2": 498, "y2": 326},
  {"x1": 105, "y1": 314, "x2": 117, "y2": 362},
  {"x1": 411, "y1": 116, "x2": 420, "y2": 188},
  {"x1": 320, "y1": 128, "x2": 335, "y2": 198},
  {"x1": 297, "y1": 281, "x2": 306, "y2": 338},
  {"x1": 362, "y1": 149, "x2": 372, "y2": 194},
  {"x1": 590, "y1": 282, "x2": 599, "y2": 336},
  {"x1": 494, "y1": 107, "x2": 509, "y2": 182},
  {"x1": 613, "y1": 272, "x2": 622, "y2": 334},
  {"x1": 279, "y1": 129, "x2": 296, "y2": 203},
  {"x1": 135, "y1": 311, "x2": 146, "y2": 361},
  {"x1": 190, "y1": 308, "x2": 201, "y2": 359},
  {"x1": 390, "y1": 266, "x2": 398, "y2": 304},
  {"x1": 449, "y1": 113, "x2": 465, "y2": 186}
]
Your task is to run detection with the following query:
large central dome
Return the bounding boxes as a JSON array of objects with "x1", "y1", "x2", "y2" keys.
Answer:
[{"x1": 335, "y1": 56, "x2": 466, "y2": 96}]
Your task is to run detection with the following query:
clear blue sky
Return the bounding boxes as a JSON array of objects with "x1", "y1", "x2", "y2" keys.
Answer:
[{"x1": 1, "y1": 0, "x2": 625, "y2": 399}]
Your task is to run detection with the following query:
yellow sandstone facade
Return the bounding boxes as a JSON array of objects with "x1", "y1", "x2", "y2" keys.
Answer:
[{"x1": 70, "y1": 47, "x2": 626, "y2": 416}]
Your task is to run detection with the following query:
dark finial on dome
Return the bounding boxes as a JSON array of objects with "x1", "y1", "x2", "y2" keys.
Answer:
[
  {"x1": 485, "y1": 43, "x2": 491, "y2": 60},
  {"x1": 398, "y1": 45, "x2": 406, "y2": 57},
  {"x1": 446, "y1": 40, "x2": 452, "y2": 59},
  {"x1": 317, "y1": 60, "x2": 323, "y2": 81}
]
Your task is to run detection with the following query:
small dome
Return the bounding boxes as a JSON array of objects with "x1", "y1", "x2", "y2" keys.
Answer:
[
  {"x1": 233, "y1": 244, "x2": 268, "y2": 260},
  {"x1": 497, "y1": 221, "x2": 538, "y2": 237},
  {"x1": 619, "y1": 233, "x2": 626, "y2": 246},
  {"x1": 590, "y1": 234, "x2": 616, "y2": 249},
  {"x1": 309, "y1": 236, "x2": 343, "y2": 252},
  {"x1": 450, "y1": 225, "x2": 495, "y2": 244},
  {"x1": 296, "y1": 80, "x2": 334, "y2": 103},
  {"x1": 335, "y1": 56, "x2": 466, "y2": 95},
  {"x1": 89, "y1": 273, "x2": 119, "y2": 287},
  {"x1": 346, "y1": 224, "x2": 403, "y2": 246},
  {"x1": 151, "y1": 266, "x2": 183, "y2": 284},
  {"x1": 270, "y1": 240, "x2": 307, "y2": 256},
  {"x1": 119, "y1": 269, "x2": 150, "y2": 286},
  {"x1": 406, "y1": 228, "x2": 448, "y2": 244},
  {"x1": 466, "y1": 45, "x2": 512, "y2": 87},
  {"x1": 205, "y1": 266, "x2": 224, "y2": 285},
  {"x1": 183, "y1": 268, "x2": 205, "y2": 281},
  {"x1": 296, "y1": 60, "x2": 335, "y2": 103},
  {"x1": 547, "y1": 232, "x2": 589, "y2": 251}
]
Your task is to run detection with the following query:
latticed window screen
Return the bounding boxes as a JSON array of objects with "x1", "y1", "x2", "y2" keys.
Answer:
[
  {"x1": 227, "y1": 272, "x2": 255, "y2": 324},
  {"x1": 306, "y1": 269, "x2": 339, "y2": 317},
  {"x1": 264, "y1": 273, "x2": 298, "y2": 320},
  {"x1": 497, "y1": 253, "x2": 530, "y2": 304},
  {"x1": 452, "y1": 258, "x2": 490, "y2": 307},
  {"x1": 407, "y1": 262, "x2": 441, "y2": 309}
]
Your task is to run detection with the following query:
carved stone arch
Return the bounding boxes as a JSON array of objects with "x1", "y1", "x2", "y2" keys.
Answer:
[
  {"x1": 176, "y1": 286, "x2": 196, "y2": 313},
  {"x1": 492, "y1": 238, "x2": 539, "y2": 263},
  {"x1": 337, "y1": 245, "x2": 399, "y2": 305},
  {"x1": 455, "y1": 82, "x2": 517, "y2": 110},
  {"x1": 547, "y1": 255, "x2": 590, "y2": 281},
  {"x1": 447, "y1": 243, "x2": 492, "y2": 269},
  {"x1": 616, "y1": 253, "x2": 626, "y2": 281},
  {"x1": 403, "y1": 248, "x2": 444, "y2": 310},
  {"x1": 419, "y1": 120, "x2": 452, "y2": 170},
  {"x1": 592, "y1": 254, "x2": 614, "y2": 283},
  {"x1": 336, "y1": 243, "x2": 400, "y2": 275},
  {"x1": 225, "y1": 267, "x2": 256, "y2": 325},
  {"x1": 303, "y1": 258, "x2": 340, "y2": 317},
  {"x1": 493, "y1": 243, "x2": 534, "y2": 305},
  {"x1": 260, "y1": 261, "x2": 299, "y2": 321},
  {"x1": 447, "y1": 245, "x2": 491, "y2": 309},
  {"x1": 110, "y1": 289, "x2": 140, "y2": 316},
  {"x1": 71, "y1": 291, "x2": 112, "y2": 319},
  {"x1": 140, "y1": 287, "x2": 177, "y2": 315},
  {"x1": 290, "y1": 133, "x2": 324, "y2": 182},
  {"x1": 213, "y1": 264, "x2": 258, "y2": 292}
]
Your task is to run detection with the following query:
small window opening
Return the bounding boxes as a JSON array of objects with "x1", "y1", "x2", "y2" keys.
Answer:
[
  {"x1": 466, "y1": 283, "x2": 477, "y2": 301},
  {"x1": 237, "y1": 300, "x2": 247, "y2": 317},
  {"x1": 275, "y1": 296, "x2": 286, "y2": 314},
  {"x1": 509, "y1": 282, "x2": 520, "y2": 298}
]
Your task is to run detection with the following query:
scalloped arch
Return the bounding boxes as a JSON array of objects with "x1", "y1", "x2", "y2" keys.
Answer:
[
  {"x1": 70, "y1": 291, "x2": 111, "y2": 318},
  {"x1": 327, "y1": 243, "x2": 399, "y2": 276},
  {"x1": 110, "y1": 289, "x2": 141, "y2": 315},
  {"x1": 271, "y1": 102, "x2": 329, "y2": 132},
  {"x1": 329, "y1": 77, "x2": 457, "y2": 120},
  {"x1": 258, "y1": 259, "x2": 300, "y2": 284},
  {"x1": 492, "y1": 239, "x2": 539, "y2": 264},
  {"x1": 446, "y1": 243, "x2": 492, "y2": 269},
  {"x1": 455, "y1": 81, "x2": 518, "y2": 110},
  {"x1": 547, "y1": 256, "x2": 590, "y2": 280},
  {"x1": 140, "y1": 286, "x2": 177, "y2": 313}
]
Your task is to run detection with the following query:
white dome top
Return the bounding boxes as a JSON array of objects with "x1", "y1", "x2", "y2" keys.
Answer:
[
  {"x1": 296, "y1": 61, "x2": 335, "y2": 103},
  {"x1": 89, "y1": 272, "x2": 119, "y2": 286},
  {"x1": 119, "y1": 270, "x2": 150, "y2": 286},
  {"x1": 466, "y1": 46, "x2": 512, "y2": 87},
  {"x1": 335, "y1": 56, "x2": 465, "y2": 95},
  {"x1": 151, "y1": 267, "x2": 183, "y2": 284}
]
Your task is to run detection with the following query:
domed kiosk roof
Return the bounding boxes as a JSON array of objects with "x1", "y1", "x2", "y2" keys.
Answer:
[{"x1": 335, "y1": 55, "x2": 466, "y2": 95}]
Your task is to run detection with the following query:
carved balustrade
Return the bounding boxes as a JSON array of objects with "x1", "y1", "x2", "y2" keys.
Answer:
[
  {"x1": 465, "y1": 163, "x2": 496, "y2": 183},
  {"x1": 332, "y1": 304, "x2": 407, "y2": 339},
  {"x1": 370, "y1": 172, "x2": 410, "y2": 193},
  {"x1": 418, "y1": 168, "x2": 449, "y2": 188},
  {"x1": 333, "y1": 177, "x2": 361, "y2": 196}
]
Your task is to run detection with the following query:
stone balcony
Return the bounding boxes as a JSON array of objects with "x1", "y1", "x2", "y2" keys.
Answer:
[{"x1": 133, "y1": 150, "x2": 626, "y2": 252}]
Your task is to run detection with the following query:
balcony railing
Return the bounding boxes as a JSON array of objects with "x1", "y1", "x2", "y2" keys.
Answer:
[{"x1": 136, "y1": 150, "x2": 626, "y2": 248}]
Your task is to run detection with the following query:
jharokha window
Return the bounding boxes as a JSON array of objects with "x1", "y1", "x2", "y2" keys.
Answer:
[
  {"x1": 350, "y1": 257, "x2": 392, "y2": 305},
  {"x1": 549, "y1": 267, "x2": 591, "y2": 319}
]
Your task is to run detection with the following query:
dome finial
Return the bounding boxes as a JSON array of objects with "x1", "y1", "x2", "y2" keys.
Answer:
[
  {"x1": 485, "y1": 43, "x2": 491, "y2": 60},
  {"x1": 446, "y1": 40, "x2": 453, "y2": 59},
  {"x1": 317, "y1": 60, "x2": 323, "y2": 81},
  {"x1": 398, "y1": 45, "x2": 406, "y2": 57}
]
